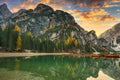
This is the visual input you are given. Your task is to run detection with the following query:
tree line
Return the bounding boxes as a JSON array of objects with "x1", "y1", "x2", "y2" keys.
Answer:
[{"x1": 0, "y1": 24, "x2": 80, "y2": 53}]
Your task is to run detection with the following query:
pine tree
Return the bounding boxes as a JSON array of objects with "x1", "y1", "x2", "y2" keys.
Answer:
[
  {"x1": 0, "y1": 27, "x2": 2, "y2": 46},
  {"x1": 65, "y1": 36, "x2": 74, "y2": 45},
  {"x1": 2, "y1": 25, "x2": 14, "y2": 50},
  {"x1": 21, "y1": 31, "x2": 33, "y2": 50}
]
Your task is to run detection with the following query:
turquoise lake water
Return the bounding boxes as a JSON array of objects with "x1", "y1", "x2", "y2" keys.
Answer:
[{"x1": 0, "y1": 55, "x2": 120, "y2": 80}]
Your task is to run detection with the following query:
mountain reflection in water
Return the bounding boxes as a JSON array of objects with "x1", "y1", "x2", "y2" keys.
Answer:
[{"x1": 0, "y1": 56, "x2": 119, "y2": 80}]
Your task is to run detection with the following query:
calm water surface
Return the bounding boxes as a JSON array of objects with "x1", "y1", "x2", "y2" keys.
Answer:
[{"x1": 0, "y1": 55, "x2": 120, "y2": 80}]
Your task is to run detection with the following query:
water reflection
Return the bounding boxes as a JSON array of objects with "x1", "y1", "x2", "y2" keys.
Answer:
[
  {"x1": 15, "y1": 59, "x2": 20, "y2": 71},
  {"x1": 0, "y1": 56, "x2": 119, "y2": 80}
]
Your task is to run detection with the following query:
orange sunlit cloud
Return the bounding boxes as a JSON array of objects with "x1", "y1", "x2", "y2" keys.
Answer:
[
  {"x1": 9, "y1": 0, "x2": 118, "y2": 12},
  {"x1": 112, "y1": 0, "x2": 120, "y2": 2},
  {"x1": 40, "y1": 0, "x2": 51, "y2": 4},
  {"x1": 49, "y1": 4, "x2": 63, "y2": 10},
  {"x1": 11, "y1": 0, "x2": 51, "y2": 12},
  {"x1": 70, "y1": 9, "x2": 116, "y2": 22},
  {"x1": 11, "y1": 0, "x2": 36, "y2": 12}
]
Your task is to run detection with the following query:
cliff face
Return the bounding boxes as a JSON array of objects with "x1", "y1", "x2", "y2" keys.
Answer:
[
  {"x1": 100, "y1": 23, "x2": 120, "y2": 46},
  {"x1": 0, "y1": 3, "x2": 12, "y2": 18},
  {"x1": 0, "y1": 3, "x2": 12, "y2": 26},
  {"x1": 86, "y1": 30, "x2": 98, "y2": 44}
]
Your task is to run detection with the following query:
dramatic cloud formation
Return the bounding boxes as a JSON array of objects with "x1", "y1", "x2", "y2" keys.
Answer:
[
  {"x1": 0, "y1": 0, "x2": 120, "y2": 11},
  {"x1": 117, "y1": 9, "x2": 120, "y2": 12},
  {"x1": 65, "y1": 0, "x2": 110, "y2": 8},
  {"x1": 112, "y1": 0, "x2": 120, "y2": 2},
  {"x1": 11, "y1": 0, "x2": 37, "y2": 12},
  {"x1": 49, "y1": 0, "x2": 119, "y2": 8},
  {"x1": 70, "y1": 9, "x2": 116, "y2": 22}
]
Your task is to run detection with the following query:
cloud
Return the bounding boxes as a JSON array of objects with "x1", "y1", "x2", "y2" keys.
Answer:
[
  {"x1": 40, "y1": 0, "x2": 51, "y2": 4},
  {"x1": 50, "y1": 0, "x2": 120, "y2": 8},
  {"x1": 70, "y1": 9, "x2": 116, "y2": 22},
  {"x1": 49, "y1": 4, "x2": 63, "y2": 10},
  {"x1": 11, "y1": 0, "x2": 38, "y2": 12},
  {"x1": 0, "y1": 0, "x2": 8, "y2": 5},
  {"x1": 117, "y1": 9, "x2": 120, "y2": 12},
  {"x1": 112, "y1": 0, "x2": 120, "y2": 2},
  {"x1": 65, "y1": 0, "x2": 120, "y2": 8},
  {"x1": 117, "y1": 9, "x2": 120, "y2": 15},
  {"x1": 3, "y1": 0, "x2": 66, "y2": 12},
  {"x1": 63, "y1": 0, "x2": 111, "y2": 8},
  {"x1": 105, "y1": 4, "x2": 119, "y2": 8},
  {"x1": 1, "y1": 0, "x2": 119, "y2": 12},
  {"x1": 100, "y1": 15, "x2": 116, "y2": 21},
  {"x1": 0, "y1": 0, "x2": 51, "y2": 12}
]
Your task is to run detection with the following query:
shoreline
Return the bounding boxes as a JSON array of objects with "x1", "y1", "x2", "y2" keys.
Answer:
[
  {"x1": 0, "y1": 53, "x2": 70, "y2": 58},
  {"x1": 0, "y1": 53, "x2": 120, "y2": 58}
]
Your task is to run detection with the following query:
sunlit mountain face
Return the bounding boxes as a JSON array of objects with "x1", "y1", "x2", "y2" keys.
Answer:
[{"x1": 0, "y1": 0, "x2": 120, "y2": 36}]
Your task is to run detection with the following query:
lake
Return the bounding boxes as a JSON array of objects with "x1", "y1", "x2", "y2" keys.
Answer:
[{"x1": 0, "y1": 55, "x2": 120, "y2": 80}]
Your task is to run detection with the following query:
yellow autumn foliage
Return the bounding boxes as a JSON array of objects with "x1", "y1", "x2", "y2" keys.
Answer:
[
  {"x1": 14, "y1": 25, "x2": 20, "y2": 32},
  {"x1": 65, "y1": 36, "x2": 74, "y2": 45}
]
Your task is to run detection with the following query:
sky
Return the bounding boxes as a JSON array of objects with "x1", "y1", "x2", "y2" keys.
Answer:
[{"x1": 0, "y1": 0, "x2": 120, "y2": 36}]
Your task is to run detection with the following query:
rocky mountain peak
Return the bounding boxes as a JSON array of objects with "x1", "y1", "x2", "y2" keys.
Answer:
[
  {"x1": 55, "y1": 10, "x2": 74, "y2": 18},
  {"x1": 111, "y1": 23, "x2": 120, "y2": 32},
  {"x1": 54, "y1": 10, "x2": 76, "y2": 25},
  {"x1": 87, "y1": 30, "x2": 98, "y2": 44},
  {"x1": 0, "y1": 3, "x2": 7, "y2": 9},
  {"x1": 0, "y1": 3, "x2": 12, "y2": 18},
  {"x1": 99, "y1": 23, "x2": 120, "y2": 47},
  {"x1": 88, "y1": 30, "x2": 96, "y2": 34},
  {"x1": 34, "y1": 3, "x2": 54, "y2": 14},
  {"x1": 17, "y1": 9, "x2": 26, "y2": 13}
]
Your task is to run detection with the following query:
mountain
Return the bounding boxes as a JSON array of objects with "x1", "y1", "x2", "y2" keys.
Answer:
[
  {"x1": 0, "y1": 3, "x2": 111, "y2": 53},
  {"x1": 0, "y1": 3, "x2": 12, "y2": 27},
  {"x1": 99, "y1": 23, "x2": 120, "y2": 51},
  {"x1": 0, "y1": 3, "x2": 12, "y2": 18},
  {"x1": 0, "y1": 3, "x2": 89, "y2": 45},
  {"x1": 100, "y1": 23, "x2": 120, "y2": 46}
]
